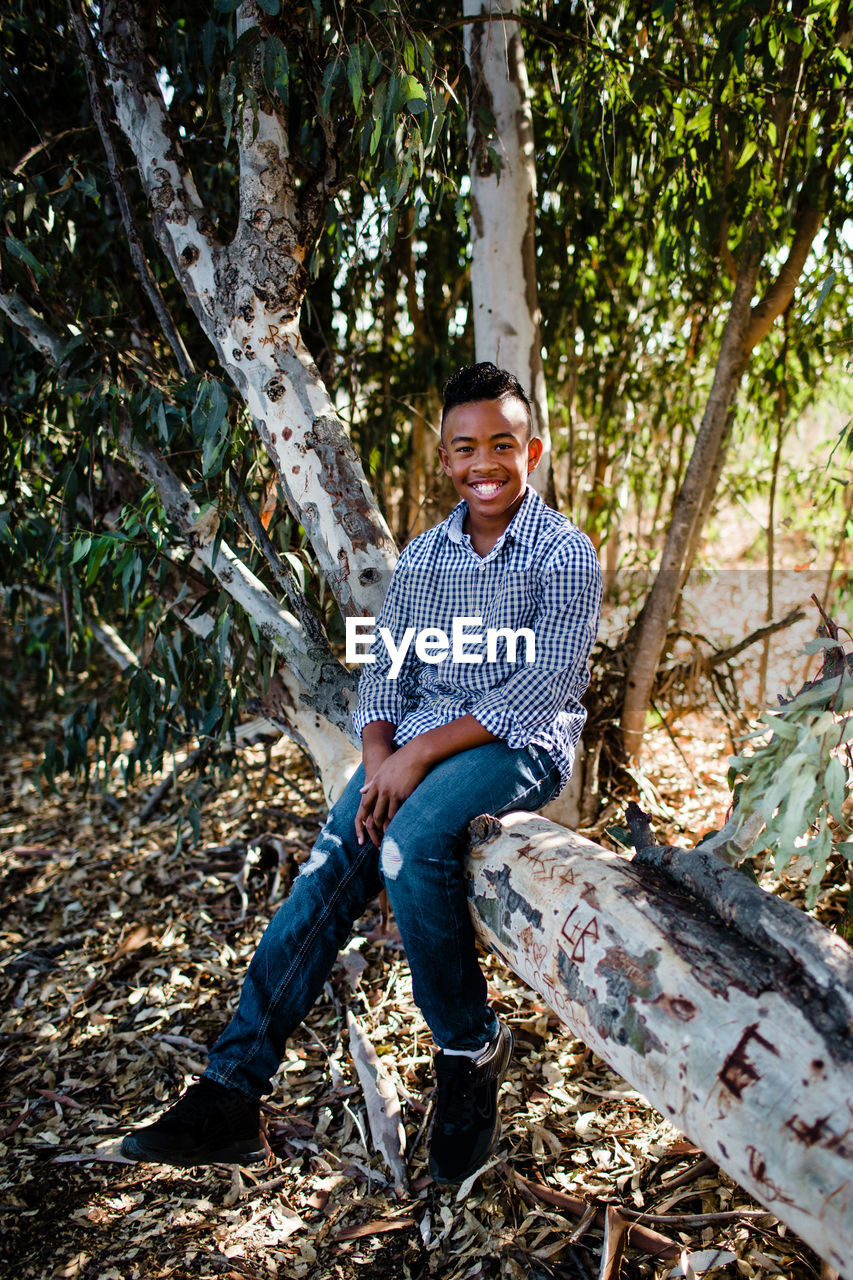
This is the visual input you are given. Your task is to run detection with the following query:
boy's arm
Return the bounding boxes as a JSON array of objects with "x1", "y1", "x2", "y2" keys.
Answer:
[
  {"x1": 355, "y1": 715, "x2": 498, "y2": 846},
  {"x1": 467, "y1": 533, "x2": 602, "y2": 747},
  {"x1": 351, "y1": 549, "x2": 418, "y2": 742},
  {"x1": 361, "y1": 719, "x2": 396, "y2": 779}
]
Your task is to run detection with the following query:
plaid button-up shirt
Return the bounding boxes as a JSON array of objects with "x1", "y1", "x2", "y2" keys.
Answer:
[{"x1": 352, "y1": 486, "x2": 602, "y2": 792}]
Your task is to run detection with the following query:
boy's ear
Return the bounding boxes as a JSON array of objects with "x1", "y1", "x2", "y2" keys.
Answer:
[
  {"x1": 437, "y1": 443, "x2": 452, "y2": 477},
  {"x1": 526, "y1": 436, "x2": 544, "y2": 472}
]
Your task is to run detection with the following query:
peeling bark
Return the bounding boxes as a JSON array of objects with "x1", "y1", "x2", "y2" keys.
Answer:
[
  {"x1": 466, "y1": 813, "x2": 853, "y2": 1273},
  {"x1": 463, "y1": 0, "x2": 555, "y2": 503}
]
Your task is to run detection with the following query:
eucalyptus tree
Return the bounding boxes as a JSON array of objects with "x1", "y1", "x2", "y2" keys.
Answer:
[
  {"x1": 595, "y1": 0, "x2": 853, "y2": 757},
  {"x1": 463, "y1": 0, "x2": 555, "y2": 500},
  {"x1": 1, "y1": 0, "x2": 468, "y2": 796},
  {"x1": 2, "y1": 0, "x2": 851, "y2": 804}
]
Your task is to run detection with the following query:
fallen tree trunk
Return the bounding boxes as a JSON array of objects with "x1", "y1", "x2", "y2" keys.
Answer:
[{"x1": 465, "y1": 813, "x2": 853, "y2": 1274}]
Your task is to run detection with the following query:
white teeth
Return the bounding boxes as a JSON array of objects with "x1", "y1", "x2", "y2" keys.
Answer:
[{"x1": 471, "y1": 482, "x2": 503, "y2": 495}]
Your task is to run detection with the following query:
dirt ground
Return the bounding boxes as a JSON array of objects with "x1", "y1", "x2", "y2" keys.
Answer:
[{"x1": 1, "y1": 569, "x2": 850, "y2": 1280}]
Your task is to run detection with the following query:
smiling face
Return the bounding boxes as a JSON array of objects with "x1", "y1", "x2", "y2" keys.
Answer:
[{"x1": 438, "y1": 396, "x2": 543, "y2": 543}]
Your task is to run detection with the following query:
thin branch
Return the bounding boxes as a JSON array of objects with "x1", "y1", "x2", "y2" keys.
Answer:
[
  {"x1": 662, "y1": 606, "x2": 807, "y2": 689},
  {"x1": 117, "y1": 414, "x2": 355, "y2": 732},
  {"x1": 68, "y1": 0, "x2": 194, "y2": 379},
  {"x1": 0, "y1": 291, "x2": 70, "y2": 364},
  {"x1": 13, "y1": 126, "x2": 93, "y2": 175},
  {"x1": 507, "y1": 1170, "x2": 680, "y2": 1260},
  {"x1": 229, "y1": 469, "x2": 331, "y2": 653},
  {"x1": 99, "y1": 0, "x2": 222, "y2": 310}
]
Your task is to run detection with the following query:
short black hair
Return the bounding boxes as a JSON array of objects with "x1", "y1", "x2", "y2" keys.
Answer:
[{"x1": 441, "y1": 362, "x2": 533, "y2": 439}]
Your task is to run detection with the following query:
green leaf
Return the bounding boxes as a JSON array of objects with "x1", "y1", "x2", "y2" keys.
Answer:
[
  {"x1": 802, "y1": 635, "x2": 843, "y2": 654},
  {"x1": 321, "y1": 60, "x2": 339, "y2": 116},
  {"x1": 369, "y1": 111, "x2": 383, "y2": 157},
  {"x1": 75, "y1": 174, "x2": 100, "y2": 202},
  {"x1": 71, "y1": 535, "x2": 91, "y2": 565},
  {"x1": 825, "y1": 755, "x2": 849, "y2": 825},
  {"x1": 737, "y1": 139, "x2": 757, "y2": 168},
  {"x1": 347, "y1": 53, "x2": 363, "y2": 113},
  {"x1": 200, "y1": 704, "x2": 222, "y2": 736},
  {"x1": 256, "y1": 0, "x2": 280, "y2": 11},
  {"x1": 86, "y1": 536, "x2": 112, "y2": 588},
  {"x1": 5, "y1": 234, "x2": 47, "y2": 279},
  {"x1": 805, "y1": 272, "x2": 837, "y2": 325},
  {"x1": 402, "y1": 74, "x2": 426, "y2": 105},
  {"x1": 686, "y1": 103, "x2": 712, "y2": 135}
]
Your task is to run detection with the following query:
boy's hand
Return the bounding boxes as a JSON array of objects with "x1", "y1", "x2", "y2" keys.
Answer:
[
  {"x1": 355, "y1": 715, "x2": 498, "y2": 846},
  {"x1": 355, "y1": 742, "x2": 430, "y2": 846},
  {"x1": 358, "y1": 720, "x2": 396, "y2": 846}
]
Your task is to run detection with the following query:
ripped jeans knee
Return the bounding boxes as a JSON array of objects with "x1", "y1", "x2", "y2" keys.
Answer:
[{"x1": 379, "y1": 833, "x2": 404, "y2": 879}]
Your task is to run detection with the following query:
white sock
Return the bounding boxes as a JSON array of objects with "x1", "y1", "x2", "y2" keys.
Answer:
[{"x1": 440, "y1": 1046, "x2": 484, "y2": 1060}]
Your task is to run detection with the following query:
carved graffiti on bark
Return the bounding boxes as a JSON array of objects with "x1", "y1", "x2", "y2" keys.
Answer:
[
  {"x1": 561, "y1": 905, "x2": 599, "y2": 963},
  {"x1": 746, "y1": 1146, "x2": 797, "y2": 1207},
  {"x1": 719, "y1": 1023, "x2": 779, "y2": 1099}
]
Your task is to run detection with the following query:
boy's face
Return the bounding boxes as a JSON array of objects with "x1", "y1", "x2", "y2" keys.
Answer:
[{"x1": 438, "y1": 397, "x2": 543, "y2": 534}]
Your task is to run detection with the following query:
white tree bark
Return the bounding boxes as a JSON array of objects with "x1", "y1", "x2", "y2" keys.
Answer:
[
  {"x1": 466, "y1": 812, "x2": 853, "y2": 1273},
  {"x1": 463, "y1": 0, "x2": 554, "y2": 500},
  {"x1": 100, "y1": 1, "x2": 398, "y2": 622},
  {"x1": 0, "y1": 291, "x2": 69, "y2": 364}
]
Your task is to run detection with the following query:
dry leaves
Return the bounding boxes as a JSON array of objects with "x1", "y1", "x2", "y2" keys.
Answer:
[{"x1": 0, "y1": 663, "x2": 840, "y2": 1280}]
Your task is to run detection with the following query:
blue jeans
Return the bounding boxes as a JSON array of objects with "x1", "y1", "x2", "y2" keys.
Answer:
[{"x1": 204, "y1": 740, "x2": 561, "y2": 1100}]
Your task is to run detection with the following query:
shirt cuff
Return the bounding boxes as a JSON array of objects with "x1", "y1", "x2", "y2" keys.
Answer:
[
  {"x1": 352, "y1": 695, "x2": 406, "y2": 738},
  {"x1": 470, "y1": 691, "x2": 525, "y2": 747}
]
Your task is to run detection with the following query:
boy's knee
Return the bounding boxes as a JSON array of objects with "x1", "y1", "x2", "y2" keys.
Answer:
[{"x1": 299, "y1": 814, "x2": 348, "y2": 877}]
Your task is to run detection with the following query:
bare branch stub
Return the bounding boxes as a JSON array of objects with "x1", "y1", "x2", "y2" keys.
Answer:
[{"x1": 626, "y1": 801, "x2": 655, "y2": 852}]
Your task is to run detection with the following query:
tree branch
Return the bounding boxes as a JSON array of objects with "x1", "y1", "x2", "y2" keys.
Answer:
[
  {"x1": 99, "y1": 1, "x2": 223, "y2": 331},
  {"x1": 117, "y1": 414, "x2": 356, "y2": 734},
  {"x1": 68, "y1": 0, "x2": 195, "y2": 379},
  {"x1": 0, "y1": 290, "x2": 70, "y2": 364},
  {"x1": 744, "y1": 199, "x2": 824, "y2": 353},
  {"x1": 228, "y1": 467, "x2": 331, "y2": 651}
]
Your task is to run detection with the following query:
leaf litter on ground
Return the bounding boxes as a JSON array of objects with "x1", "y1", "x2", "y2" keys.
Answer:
[{"x1": 0, "y1": 654, "x2": 844, "y2": 1280}]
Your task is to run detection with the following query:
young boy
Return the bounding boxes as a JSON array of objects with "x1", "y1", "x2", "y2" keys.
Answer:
[{"x1": 121, "y1": 363, "x2": 602, "y2": 1183}]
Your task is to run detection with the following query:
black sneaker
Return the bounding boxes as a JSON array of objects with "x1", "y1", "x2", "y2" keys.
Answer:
[
  {"x1": 120, "y1": 1078, "x2": 265, "y2": 1167},
  {"x1": 428, "y1": 1023, "x2": 514, "y2": 1184}
]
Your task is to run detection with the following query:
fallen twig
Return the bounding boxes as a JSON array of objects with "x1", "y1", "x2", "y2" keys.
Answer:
[{"x1": 507, "y1": 1169, "x2": 679, "y2": 1260}]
